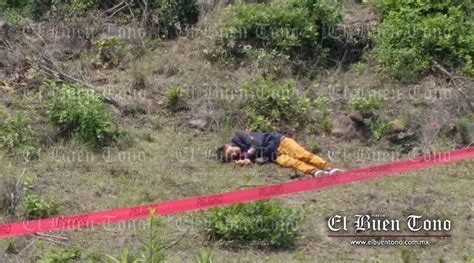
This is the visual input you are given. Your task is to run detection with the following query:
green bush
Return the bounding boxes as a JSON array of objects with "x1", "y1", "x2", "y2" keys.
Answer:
[
  {"x1": 148, "y1": 0, "x2": 200, "y2": 38},
  {"x1": 94, "y1": 37, "x2": 126, "y2": 68},
  {"x1": 0, "y1": 0, "x2": 51, "y2": 19},
  {"x1": 164, "y1": 84, "x2": 186, "y2": 110},
  {"x1": 350, "y1": 93, "x2": 383, "y2": 114},
  {"x1": 200, "y1": 200, "x2": 303, "y2": 249},
  {"x1": 350, "y1": 93, "x2": 390, "y2": 140},
  {"x1": 456, "y1": 117, "x2": 471, "y2": 146},
  {"x1": 370, "y1": 0, "x2": 474, "y2": 82},
  {"x1": 0, "y1": 112, "x2": 32, "y2": 150},
  {"x1": 308, "y1": 139, "x2": 321, "y2": 153},
  {"x1": 213, "y1": 0, "x2": 342, "y2": 66},
  {"x1": 313, "y1": 96, "x2": 331, "y2": 133},
  {"x1": 40, "y1": 81, "x2": 120, "y2": 148},
  {"x1": 23, "y1": 194, "x2": 59, "y2": 219},
  {"x1": 0, "y1": 110, "x2": 40, "y2": 159},
  {"x1": 371, "y1": 118, "x2": 390, "y2": 141},
  {"x1": 1, "y1": 0, "x2": 199, "y2": 38},
  {"x1": 3, "y1": 8, "x2": 25, "y2": 24},
  {"x1": 242, "y1": 75, "x2": 313, "y2": 131}
]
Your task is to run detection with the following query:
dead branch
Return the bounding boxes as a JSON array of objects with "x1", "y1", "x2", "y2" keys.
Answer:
[
  {"x1": 33, "y1": 234, "x2": 73, "y2": 247},
  {"x1": 100, "y1": 1, "x2": 126, "y2": 16},
  {"x1": 7, "y1": 26, "x2": 123, "y2": 109},
  {"x1": 36, "y1": 58, "x2": 122, "y2": 108},
  {"x1": 7, "y1": 168, "x2": 27, "y2": 218},
  {"x1": 432, "y1": 60, "x2": 474, "y2": 112},
  {"x1": 36, "y1": 232, "x2": 70, "y2": 241}
]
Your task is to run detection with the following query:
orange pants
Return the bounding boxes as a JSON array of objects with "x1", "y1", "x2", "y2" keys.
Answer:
[{"x1": 276, "y1": 137, "x2": 328, "y2": 174}]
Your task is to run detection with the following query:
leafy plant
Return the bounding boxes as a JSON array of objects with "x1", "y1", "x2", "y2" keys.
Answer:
[
  {"x1": 18, "y1": 145, "x2": 41, "y2": 160},
  {"x1": 5, "y1": 241, "x2": 16, "y2": 254},
  {"x1": 370, "y1": 0, "x2": 474, "y2": 82},
  {"x1": 351, "y1": 62, "x2": 366, "y2": 76},
  {"x1": 37, "y1": 246, "x2": 81, "y2": 263},
  {"x1": 3, "y1": 8, "x2": 25, "y2": 24},
  {"x1": 0, "y1": 0, "x2": 51, "y2": 19},
  {"x1": 0, "y1": 110, "x2": 39, "y2": 159},
  {"x1": 40, "y1": 81, "x2": 121, "y2": 148},
  {"x1": 456, "y1": 117, "x2": 471, "y2": 146},
  {"x1": 107, "y1": 210, "x2": 165, "y2": 263},
  {"x1": 164, "y1": 84, "x2": 186, "y2": 110},
  {"x1": 194, "y1": 249, "x2": 213, "y2": 263},
  {"x1": 350, "y1": 93, "x2": 383, "y2": 115},
  {"x1": 200, "y1": 200, "x2": 303, "y2": 249},
  {"x1": 211, "y1": 0, "x2": 343, "y2": 66},
  {"x1": 313, "y1": 96, "x2": 331, "y2": 133},
  {"x1": 242, "y1": 74, "x2": 313, "y2": 131},
  {"x1": 0, "y1": 112, "x2": 32, "y2": 150},
  {"x1": 23, "y1": 194, "x2": 59, "y2": 219},
  {"x1": 371, "y1": 118, "x2": 390, "y2": 141},
  {"x1": 94, "y1": 37, "x2": 126, "y2": 68},
  {"x1": 308, "y1": 140, "x2": 321, "y2": 154},
  {"x1": 147, "y1": 0, "x2": 200, "y2": 38}
]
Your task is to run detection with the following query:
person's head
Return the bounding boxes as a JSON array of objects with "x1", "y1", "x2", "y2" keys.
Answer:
[{"x1": 216, "y1": 144, "x2": 241, "y2": 162}]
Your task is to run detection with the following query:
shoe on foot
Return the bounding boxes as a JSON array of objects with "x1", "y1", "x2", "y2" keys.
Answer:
[
  {"x1": 313, "y1": 170, "x2": 328, "y2": 177},
  {"x1": 327, "y1": 168, "x2": 343, "y2": 175}
]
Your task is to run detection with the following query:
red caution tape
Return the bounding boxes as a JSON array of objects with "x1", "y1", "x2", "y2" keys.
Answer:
[{"x1": 1, "y1": 147, "x2": 473, "y2": 238}]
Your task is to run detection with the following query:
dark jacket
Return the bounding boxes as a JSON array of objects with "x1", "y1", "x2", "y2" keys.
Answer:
[{"x1": 230, "y1": 130, "x2": 283, "y2": 162}]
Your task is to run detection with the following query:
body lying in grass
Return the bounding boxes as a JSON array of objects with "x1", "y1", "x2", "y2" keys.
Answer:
[{"x1": 216, "y1": 130, "x2": 342, "y2": 177}]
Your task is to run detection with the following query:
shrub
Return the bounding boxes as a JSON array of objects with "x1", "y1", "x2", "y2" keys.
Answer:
[
  {"x1": 147, "y1": 0, "x2": 200, "y2": 38},
  {"x1": 242, "y1": 75, "x2": 313, "y2": 131},
  {"x1": 350, "y1": 93, "x2": 383, "y2": 115},
  {"x1": 164, "y1": 84, "x2": 186, "y2": 110},
  {"x1": 0, "y1": 110, "x2": 40, "y2": 159},
  {"x1": 1, "y1": 0, "x2": 200, "y2": 38},
  {"x1": 213, "y1": 0, "x2": 343, "y2": 66},
  {"x1": 3, "y1": 8, "x2": 25, "y2": 25},
  {"x1": 351, "y1": 62, "x2": 366, "y2": 76},
  {"x1": 18, "y1": 145, "x2": 41, "y2": 160},
  {"x1": 350, "y1": 93, "x2": 391, "y2": 140},
  {"x1": 0, "y1": 112, "x2": 32, "y2": 150},
  {"x1": 0, "y1": 0, "x2": 51, "y2": 19},
  {"x1": 456, "y1": 117, "x2": 471, "y2": 146},
  {"x1": 200, "y1": 200, "x2": 303, "y2": 249},
  {"x1": 40, "y1": 81, "x2": 120, "y2": 148},
  {"x1": 23, "y1": 194, "x2": 59, "y2": 219},
  {"x1": 94, "y1": 37, "x2": 126, "y2": 68},
  {"x1": 313, "y1": 96, "x2": 331, "y2": 133},
  {"x1": 308, "y1": 139, "x2": 321, "y2": 153},
  {"x1": 371, "y1": 118, "x2": 390, "y2": 141},
  {"x1": 371, "y1": 0, "x2": 474, "y2": 82}
]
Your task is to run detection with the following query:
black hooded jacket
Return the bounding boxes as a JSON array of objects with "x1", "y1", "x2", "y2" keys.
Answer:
[{"x1": 230, "y1": 130, "x2": 284, "y2": 162}]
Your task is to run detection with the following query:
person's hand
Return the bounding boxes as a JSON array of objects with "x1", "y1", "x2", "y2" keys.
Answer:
[
  {"x1": 235, "y1": 160, "x2": 245, "y2": 166},
  {"x1": 243, "y1": 158, "x2": 253, "y2": 166},
  {"x1": 235, "y1": 159, "x2": 253, "y2": 166}
]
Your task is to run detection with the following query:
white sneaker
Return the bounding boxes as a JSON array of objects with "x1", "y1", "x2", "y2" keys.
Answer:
[
  {"x1": 327, "y1": 168, "x2": 343, "y2": 175},
  {"x1": 313, "y1": 170, "x2": 328, "y2": 177}
]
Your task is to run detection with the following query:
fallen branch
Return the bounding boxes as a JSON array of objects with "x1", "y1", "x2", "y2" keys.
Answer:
[
  {"x1": 432, "y1": 60, "x2": 474, "y2": 112},
  {"x1": 37, "y1": 59, "x2": 122, "y2": 108},
  {"x1": 9, "y1": 33, "x2": 123, "y2": 109}
]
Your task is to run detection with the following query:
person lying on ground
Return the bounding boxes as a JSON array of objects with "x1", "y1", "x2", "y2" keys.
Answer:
[{"x1": 216, "y1": 130, "x2": 342, "y2": 177}]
